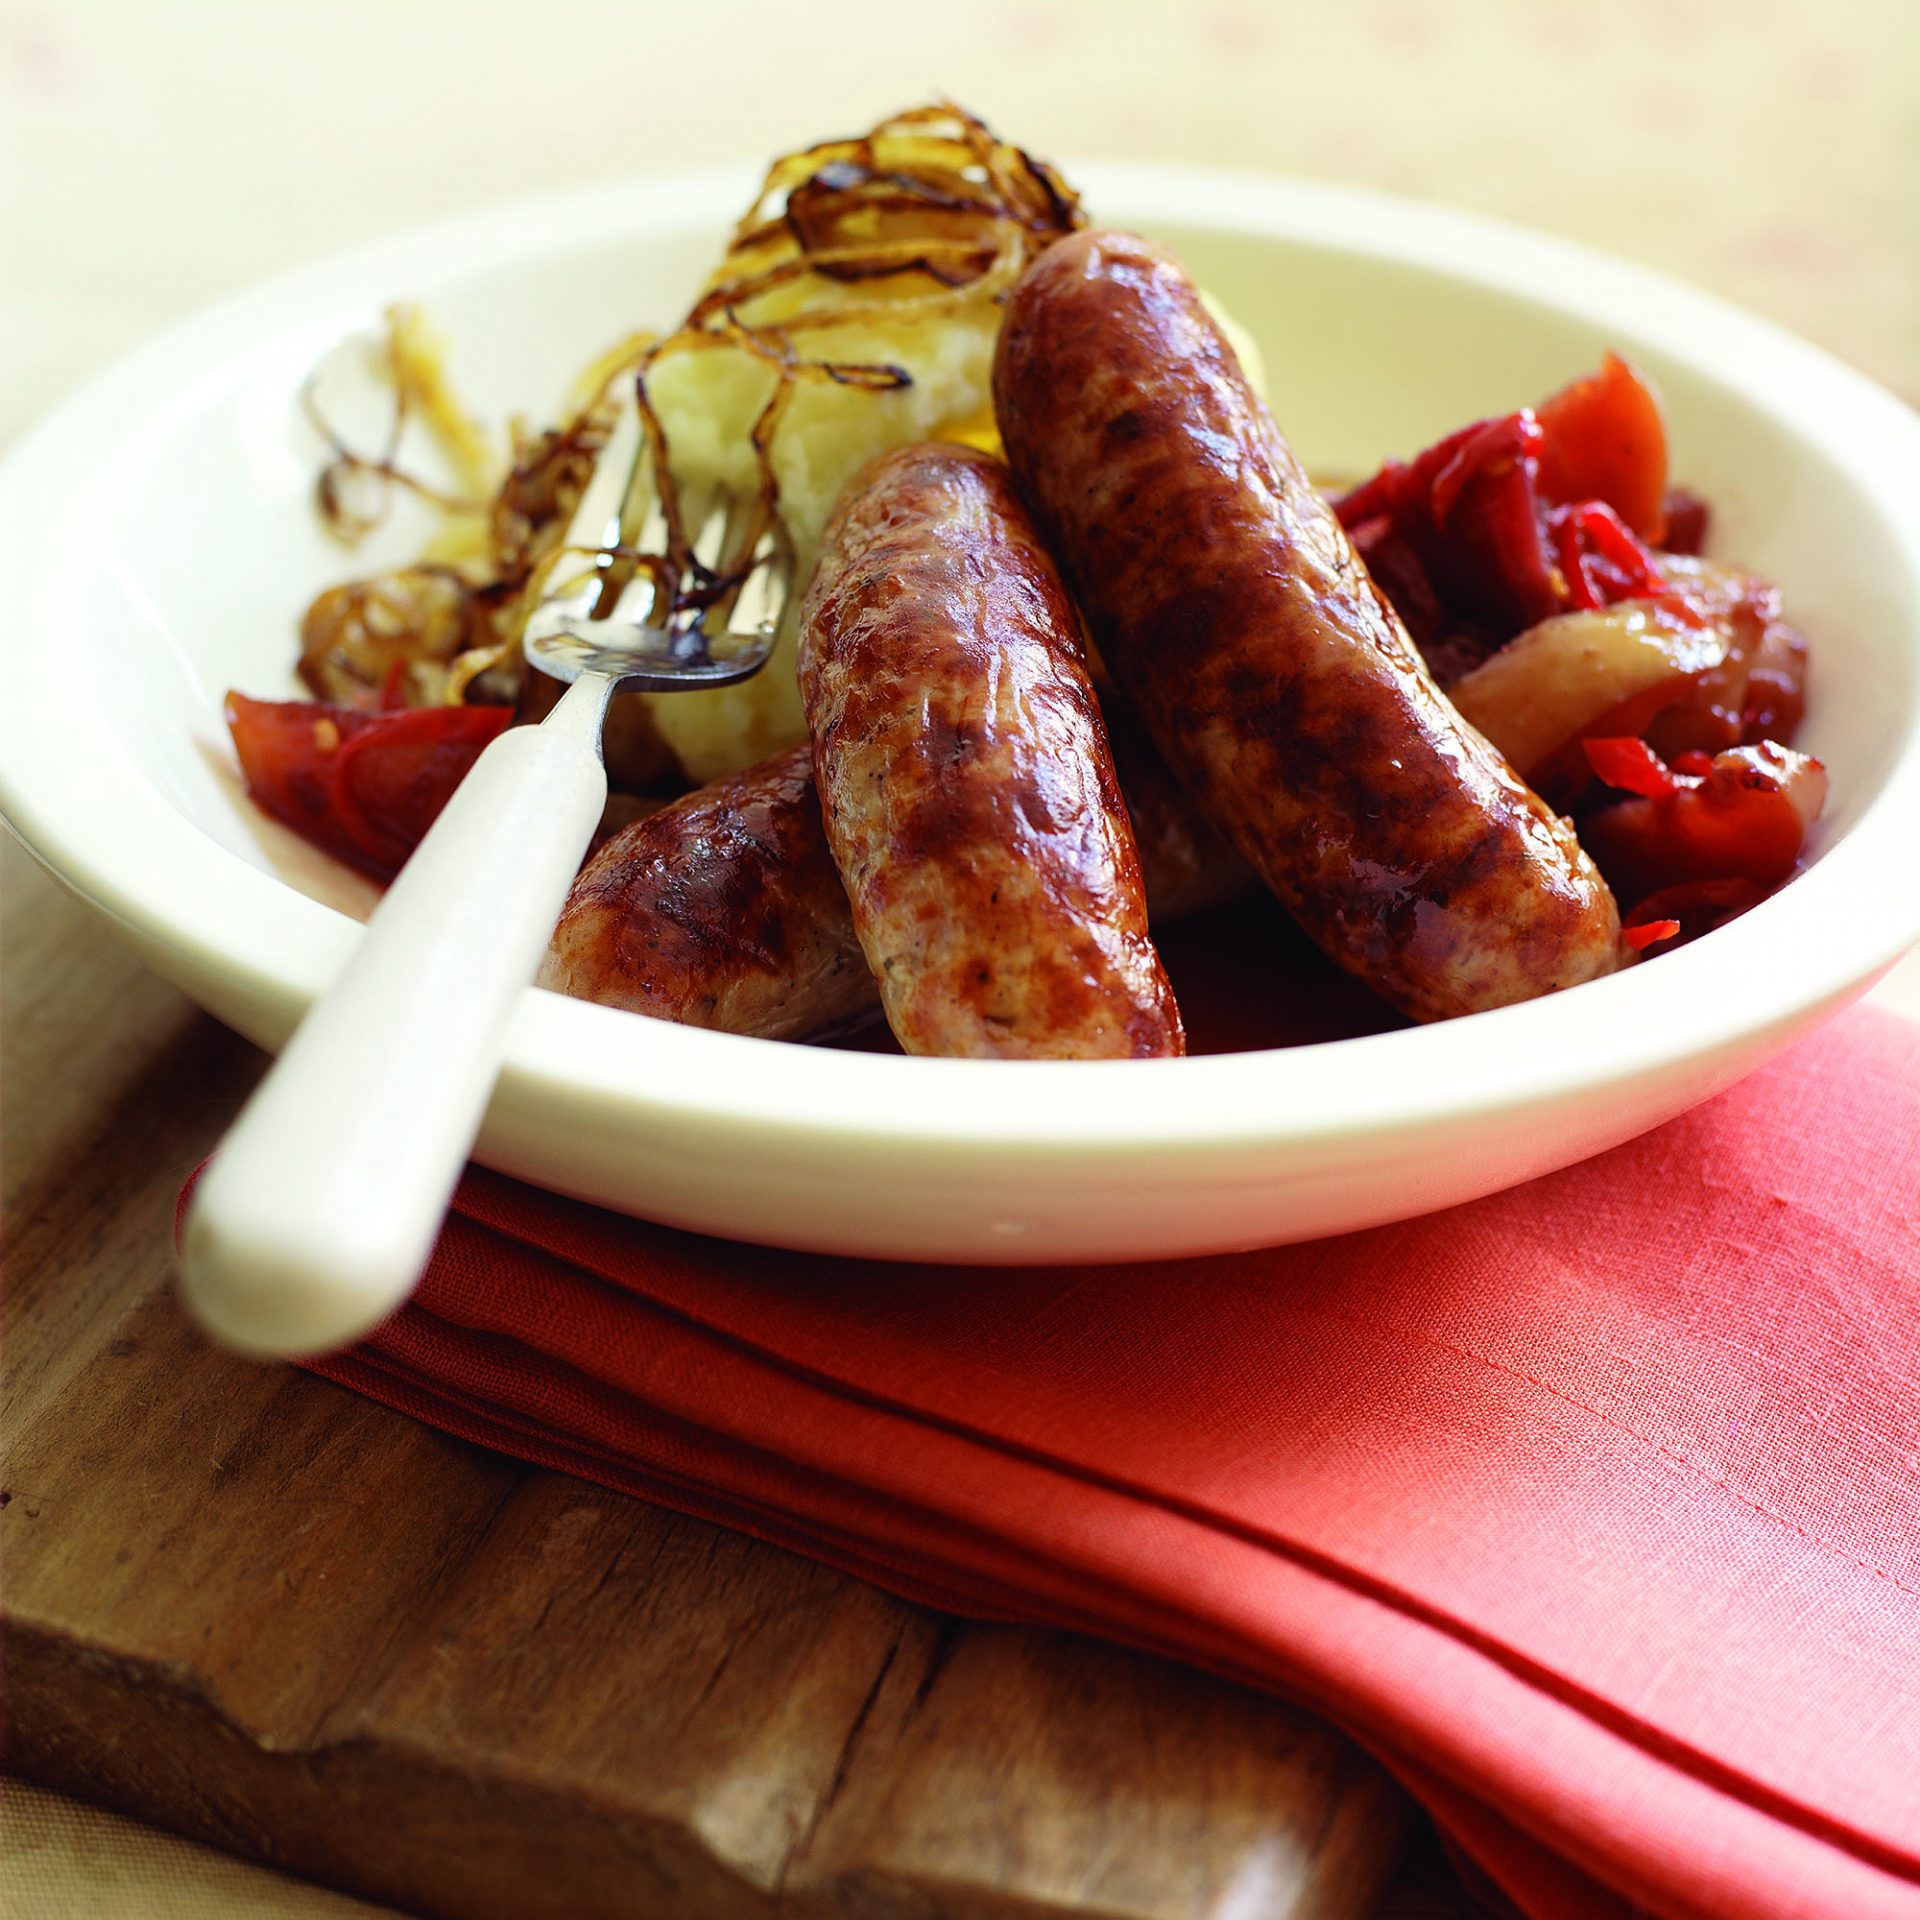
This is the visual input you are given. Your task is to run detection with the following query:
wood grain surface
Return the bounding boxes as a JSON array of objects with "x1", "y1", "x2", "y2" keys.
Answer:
[
  {"x1": 8, "y1": 8, "x2": 1912, "y2": 1911},
  {"x1": 2, "y1": 843, "x2": 1420, "y2": 1920}
]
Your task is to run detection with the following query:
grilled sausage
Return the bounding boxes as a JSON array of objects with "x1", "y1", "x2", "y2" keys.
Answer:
[
  {"x1": 539, "y1": 713, "x2": 1250, "y2": 1042},
  {"x1": 798, "y1": 442, "x2": 1184, "y2": 1059},
  {"x1": 536, "y1": 743, "x2": 872, "y2": 1042},
  {"x1": 1103, "y1": 694, "x2": 1256, "y2": 921},
  {"x1": 993, "y1": 230, "x2": 1623, "y2": 1022}
]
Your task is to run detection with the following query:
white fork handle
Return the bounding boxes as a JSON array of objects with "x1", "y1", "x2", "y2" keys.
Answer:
[{"x1": 180, "y1": 674, "x2": 612, "y2": 1359}]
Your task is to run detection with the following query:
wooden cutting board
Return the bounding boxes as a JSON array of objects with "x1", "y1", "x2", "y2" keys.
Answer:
[{"x1": 2, "y1": 843, "x2": 1446, "y2": 1920}]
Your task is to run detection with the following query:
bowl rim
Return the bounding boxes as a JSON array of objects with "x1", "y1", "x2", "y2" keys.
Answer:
[{"x1": 3, "y1": 160, "x2": 1919, "y2": 1166}]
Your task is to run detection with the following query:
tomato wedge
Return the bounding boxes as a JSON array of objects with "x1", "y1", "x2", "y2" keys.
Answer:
[
  {"x1": 226, "y1": 693, "x2": 512, "y2": 880},
  {"x1": 1534, "y1": 352, "x2": 1670, "y2": 539}
]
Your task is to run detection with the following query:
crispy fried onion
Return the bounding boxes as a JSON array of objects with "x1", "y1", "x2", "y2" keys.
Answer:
[
  {"x1": 298, "y1": 379, "x2": 630, "y2": 707},
  {"x1": 622, "y1": 101, "x2": 1083, "y2": 642},
  {"x1": 304, "y1": 303, "x2": 498, "y2": 542},
  {"x1": 295, "y1": 102, "x2": 1081, "y2": 719}
]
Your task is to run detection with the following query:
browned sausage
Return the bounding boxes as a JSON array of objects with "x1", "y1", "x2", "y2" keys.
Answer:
[
  {"x1": 539, "y1": 713, "x2": 1250, "y2": 1042},
  {"x1": 1103, "y1": 693, "x2": 1255, "y2": 920},
  {"x1": 536, "y1": 743, "x2": 872, "y2": 1042},
  {"x1": 798, "y1": 442, "x2": 1184, "y2": 1059},
  {"x1": 993, "y1": 230, "x2": 1622, "y2": 1022}
]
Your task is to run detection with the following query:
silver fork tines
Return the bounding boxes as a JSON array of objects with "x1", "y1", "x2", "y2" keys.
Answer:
[{"x1": 521, "y1": 387, "x2": 790, "y2": 695}]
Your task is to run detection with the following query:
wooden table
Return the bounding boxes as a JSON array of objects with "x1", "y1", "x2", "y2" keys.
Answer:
[
  {"x1": 2, "y1": 842, "x2": 1456, "y2": 1918},
  {"x1": 6, "y1": 5, "x2": 1914, "y2": 1912}
]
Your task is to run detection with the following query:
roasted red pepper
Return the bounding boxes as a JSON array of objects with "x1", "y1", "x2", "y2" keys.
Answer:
[
  {"x1": 1579, "y1": 740, "x2": 1827, "y2": 913},
  {"x1": 1333, "y1": 356, "x2": 1676, "y2": 653},
  {"x1": 1621, "y1": 879, "x2": 1765, "y2": 949},
  {"x1": 1549, "y1": 500, "x2": 1667, "y2": 612},
  {"x1": 226, "y1": 693, "x2": 512, "y2": 880},
  {"x1": 1621, "y1": 916, "x2": 1682, "y2": 951},
  {"x1": 1335, "y1": 409, "x2": 1558, "y2": 639},
  {"x1": 1582, "y1": 736, "x2": 1676, "y2": 799}
]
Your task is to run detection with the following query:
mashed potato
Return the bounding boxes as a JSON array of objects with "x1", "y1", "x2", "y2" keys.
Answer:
[
  {"x1": 638, "y1": 290, "x2": 1011, "y2": 780},
  {"x1": 303, "y1": 106, "x2": 1268, "y2": 793},
  {"x1": 639, "y1": 275, "x2": 1269, "y2": 785}
]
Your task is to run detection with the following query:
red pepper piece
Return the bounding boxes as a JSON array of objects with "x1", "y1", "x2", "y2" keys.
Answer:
[
  {"x1": 1576, "y1": 499, "x2": 1666, "y2": 596},
  {"x1": 1622, "y1": 918, "x2": 1682, "y2": 951},
  {"x1": 1426, "y1": 412, "x2": 1546, "y2": 526},
  {"x1": 1408, "y1": 415, "x2": 1558, "y2": 634},
  {"x1": 1331, "y1": 462, "x2": 1409, "y2": 531},
  {"x1": 1583, "y1": 736, "x2": 1678, "y2": 798},
  {"x1": 1621, "y1": 878, "x2": 1766, "y2": 947},
  {"x1": 226, "y1": 693, "x2": 512, "y2": 881},
  {"x1": 1548, "y1": 501, "x2": 1667, "y2": 612},
  {"x1": 1552, "y1": 507, "x2": 1604, "y2": 612},
  {"x1": 1578, "y1": 746, "x2": 1823, "y2": 906},
  {"x1": 1337, "y1": 361, "x2": 1691, "y2": 648}
]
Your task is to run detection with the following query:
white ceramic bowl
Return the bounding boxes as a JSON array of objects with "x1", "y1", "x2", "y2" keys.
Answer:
[{"x1": 4, "y1": 167, "x2": 1919, "y2": 1264}]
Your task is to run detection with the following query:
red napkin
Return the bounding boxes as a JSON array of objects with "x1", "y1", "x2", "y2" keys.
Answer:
[{"x1": 289, "y1": 1005, "x2": 1920, "y2": 1920}]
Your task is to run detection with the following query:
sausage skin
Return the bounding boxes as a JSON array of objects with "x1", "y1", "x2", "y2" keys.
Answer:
[
  {"x1": 993, "y1": 230, "x2": 1622, "y2": 1022},
  {"x1": 1103, "y1": 694, "x2": 1256, "y2": 921},
  {"x1": 798, "y1": 443, "x2": 1184, "y2": 1059},
  {"x1": 540, "y1": 718, "x2": 1250, "y2": 1042},
  {"x1": 536, "y1": 743, "x2": 872, "y2": 1042}
]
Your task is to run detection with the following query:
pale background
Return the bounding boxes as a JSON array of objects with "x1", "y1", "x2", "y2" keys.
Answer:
[{"x1": 3, "y1": 0, "x2": 1917, "y2": 1912}]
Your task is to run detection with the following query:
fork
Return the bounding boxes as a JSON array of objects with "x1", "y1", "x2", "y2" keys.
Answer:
[{"x1": 179, "y1": 384, "x2": 790, "y2": 1358}]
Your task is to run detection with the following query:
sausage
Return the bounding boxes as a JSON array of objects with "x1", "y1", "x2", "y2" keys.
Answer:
[
  {"x1": 536, "y1": 744, "x2": 873, "y2": 1042},
  {"x1": 1103, "y1": 693, "x2": 1256, "y2": 921},
  {"x1": 540, "y1": 715, "x2": 1251, "y2": 1043},
  {"x1": 798, "y1": 442, "x2": 1184, "y2": 1059},
  {"x1": 993, "y1": 230, "x2": 1623, "y2": 1023}
]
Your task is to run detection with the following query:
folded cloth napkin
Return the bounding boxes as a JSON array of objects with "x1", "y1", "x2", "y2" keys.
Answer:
[{"x1": 284, "y1": 1004, "x2": 1918, "y2": 1920}]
